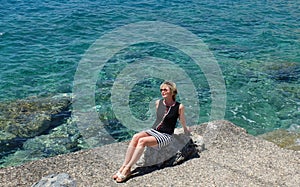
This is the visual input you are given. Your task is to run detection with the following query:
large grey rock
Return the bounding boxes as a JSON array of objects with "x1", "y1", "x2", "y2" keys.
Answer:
[{"x1": 137, "y1": 128, "x2": 204, "y2": 167}]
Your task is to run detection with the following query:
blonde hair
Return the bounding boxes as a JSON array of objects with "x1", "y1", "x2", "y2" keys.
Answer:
[{"x1": 160, "y1": 81, "x2": 178, "y2": 101}]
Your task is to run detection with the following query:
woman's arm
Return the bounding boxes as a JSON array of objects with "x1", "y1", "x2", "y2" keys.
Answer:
[
  {"x1": 179, "y1": 104, "x2": 191, "y2": 134},
  {"x1": 155, "y1": 99, "x2": 160, "y2": 111}
]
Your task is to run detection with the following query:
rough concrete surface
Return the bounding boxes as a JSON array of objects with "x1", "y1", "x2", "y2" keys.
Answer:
[{"x1": 0, "y1": 120, "x2": 299, "y2": 187}]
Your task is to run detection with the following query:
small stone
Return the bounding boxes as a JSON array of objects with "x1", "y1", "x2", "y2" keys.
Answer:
[{"x1": 31, "y1": 173, "x2": 76, "y2": 187}]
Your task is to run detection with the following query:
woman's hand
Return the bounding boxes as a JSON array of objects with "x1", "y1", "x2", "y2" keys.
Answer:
[{"x1": 184, "y1": 126, "x2": 192, "y2": 134}]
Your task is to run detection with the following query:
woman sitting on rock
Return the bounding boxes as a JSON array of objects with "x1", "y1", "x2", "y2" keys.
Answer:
[{"x1": 113, "y1": 81, "x2": 191, "y2": 183}]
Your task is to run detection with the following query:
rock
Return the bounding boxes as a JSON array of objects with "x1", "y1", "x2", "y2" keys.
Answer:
[
  {"x1": 137, "y1": 128, "x2": 204, "y2": 168},
  {"x1": 278, "y1": 82, "x2": 300, "y2": 99},
  {"x1": 31, "y1": 173, "x2": 76, "y2": 187},
  {"x1": 0, "y1": 130, "x2": 19, "y2": 157},
  {"x1": 195, "y1": 120, "x2": 249, "y2": 149},
  {"x1": 22, "y1": 119, "x2": 82, "y2": 156},
  {"x1": 0, "y1": 94, "x2": 72, "y2": 138},
  {"x1": 1, "y1": 120, "x2": 299, "y2": 186},
  {"x1": 0, "y1": 119, "x2": 83, "y2": 168},
  {"x1": 265, "y1": 62, "x2": 300, "y2": 83},
  {"x1": 0, "y1": 94, "x2": 72, "y2": 161},
  {"x1": 259, "y1": 129, "x2": 300, "y2": 151}
]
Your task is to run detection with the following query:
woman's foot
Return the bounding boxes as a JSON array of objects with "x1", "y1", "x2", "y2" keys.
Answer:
[
  {"x1": 112, "y1": 166, "x2": 125, "y2": 180},
  {"x1": 115, "y1": 166, "x2": 131, "y2": 183}
]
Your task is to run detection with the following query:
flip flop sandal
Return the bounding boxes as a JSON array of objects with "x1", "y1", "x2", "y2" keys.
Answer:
[
  {"x1": 116, "y1": 172, "x2": 131, "y2": 183},
  {"x1": 112, "y1": 171, "x2": 121, "y2": 180}
]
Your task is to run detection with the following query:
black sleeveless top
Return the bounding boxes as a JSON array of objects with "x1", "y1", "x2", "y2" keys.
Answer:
[{"x1": 151, "y1": 99, "x2": 180, "y2": 135}]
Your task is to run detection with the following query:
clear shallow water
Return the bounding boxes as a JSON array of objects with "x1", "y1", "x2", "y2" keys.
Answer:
[{"x1": 0, "y1": 0, "x2": 299, "y2": 167}]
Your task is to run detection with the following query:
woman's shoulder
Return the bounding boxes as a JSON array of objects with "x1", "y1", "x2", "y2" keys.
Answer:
[
  {"x1": 155, "y1": 99, "x2": 161, "y2": 108},
  {"x1": 178, "y1": 102, "x2": 184, "y2": 109},
  {"x1": 155, "y1": 99, "x2": 162, "y2": 105}
]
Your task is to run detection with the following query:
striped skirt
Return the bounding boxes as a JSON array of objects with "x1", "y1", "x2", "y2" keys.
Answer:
[{"x1": 145, "y1": 129, "x2": 174, "y2": 150}]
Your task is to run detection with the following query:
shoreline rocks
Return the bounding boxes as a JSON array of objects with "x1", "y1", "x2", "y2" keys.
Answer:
[
  {"x1": 0, "y1": 94, "x2": 72, "y2": 138},
  {"x1": 0, "y1": 94, "x2": 72, "y2": 163},
  {"x1": 1, "y1": 120, "x2": 299, "y2": 186}
]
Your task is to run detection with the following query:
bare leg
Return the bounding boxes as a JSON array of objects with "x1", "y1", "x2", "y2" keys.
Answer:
[
  {"x1": 122, "y1": 145, "x2": 135, "y2": 166},
  {"x1": 112, "y1": 145, "x2": 135, "y2": 179},
  {"x1": 126, "y1": 145, "x2": 144, "y2": 167},
  {"x1": 113, "y1": 131, "x2": 154, "y2": 179},
  {"x1": 116, "y1": 135, "x2": 158, "y2": 182}
]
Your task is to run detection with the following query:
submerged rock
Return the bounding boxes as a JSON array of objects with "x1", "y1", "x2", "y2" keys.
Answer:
[
  {"x1": 278, "y1": 82, "x2": 300, "y2": 99},
  {"x1": 23, "y1": 120, "x2": 81, "y2": 156},
  {"x1": 1, "y1": 119, "x2": 83, "y2": 168},
  {"x1": 0, "y1": 94, "x2": 72, "y2": 138},
  {"x1": 0, "y1": 94, "x2": 72, "y2": 161},
  {"x1": 265, "y1": 62, "x2": 300, "y2": 83},
  {"x1": 0, "y1": 131, "x2": 19, "y2": 158},
  {"x1": 259, "y1": 129, "x2": 300, "y2": 151}
]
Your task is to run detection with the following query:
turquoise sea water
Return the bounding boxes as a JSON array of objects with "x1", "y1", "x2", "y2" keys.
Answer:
[{"x1": 0, "y1": 0, "x2": 299, "y2": 167}]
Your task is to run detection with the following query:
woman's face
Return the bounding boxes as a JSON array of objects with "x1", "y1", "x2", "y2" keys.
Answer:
[{"x1": 160, "y1": 85, "x2": 172, "y2": 99}]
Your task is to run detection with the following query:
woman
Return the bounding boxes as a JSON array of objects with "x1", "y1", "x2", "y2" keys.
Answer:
[{"x1": 113, "y1": 81, "x2": 191, "y2": 183}]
